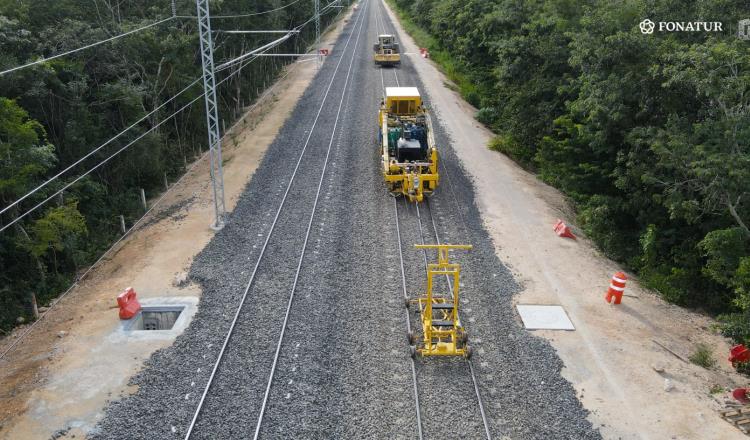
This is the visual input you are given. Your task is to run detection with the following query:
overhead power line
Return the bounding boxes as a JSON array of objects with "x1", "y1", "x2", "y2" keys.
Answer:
[
  {"x1": 0, "y1": 0, "x2": 330, "y2": 223},
  {"x1": 293, "y1": 0, "x2": 340, "y2": 31},
  {"x1": 0, "y1": 0, "x2": 318, "y2": 77},
  {"x1": 0, "y1": 0, "x2": 339, "y2": 233},
  {"x1": 0, "y1": 16, "x2": 179, "y2": 77},
  {"x1": 215, "y1": 33, "x2": 294, "y2": 71},
  {"x1": 179, "y1": 0, "x2": 304, "y2": 19},
  {"x1": 0, "y1": 78, "x2": 203, "y2": 218},
  {"x1": 215, "y1": 0, "x2": 340, "y2": 73},
  {"x1": 217, "y1": 30, "x2": 300, "y2": 34},
  {"x1": 0, "y1": 96, "x2": 202, "y2": 234},
  {"x1": 0, "y1": 50, "x2": 303, "y2": 363},
  {"x1": 0, "y1": 22, "x2": 304, "y2": 235},
  {"x1": 0, "y1": 0, "x2": 351, "y2": 358}
]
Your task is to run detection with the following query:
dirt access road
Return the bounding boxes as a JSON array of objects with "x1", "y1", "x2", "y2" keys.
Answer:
[
  {"x1": 0, "y1": 9, "x2": 354, "y2": 439},
  {"x1": 382, "y1": 1, "x2": 747, "y2": 439}
]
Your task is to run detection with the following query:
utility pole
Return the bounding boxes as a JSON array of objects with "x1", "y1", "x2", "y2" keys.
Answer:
[
  {"x1": 196, "y1": 0, "x2": 227, "y2": 230},
  {"x1": 314, "y1": 0, "x2": 321, "y2": 67}
]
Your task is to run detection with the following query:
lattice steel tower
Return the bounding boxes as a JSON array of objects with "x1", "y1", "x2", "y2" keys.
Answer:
[{"x1": 196, "y1": 0, "x2": 226, "y2": 230}]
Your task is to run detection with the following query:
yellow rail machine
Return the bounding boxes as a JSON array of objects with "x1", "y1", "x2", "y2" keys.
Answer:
[
  {"x1": 373, "y1": 34, "x2": 401, "y2": 67},
  {"x1": 408, "y1": 244, "x2": 472, "y2": 358},
  {"x1": 378, "y1": 87, "x2": 439, "y2": 202}
]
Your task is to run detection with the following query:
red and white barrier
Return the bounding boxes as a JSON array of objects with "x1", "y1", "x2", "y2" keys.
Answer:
[
  {"x1": 604, "y1": 272, "x2": 627, "y2": 305},
  {"x1": 117, "y1": 287, "x2": 141, "y2": 319}
]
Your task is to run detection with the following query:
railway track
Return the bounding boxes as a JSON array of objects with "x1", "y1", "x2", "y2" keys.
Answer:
[
  {"x1": 375, "y1": 0, "x2": 492, "y2": 437},
  {"x1": 250, "y1": 1, "x2": 371, "y2": 437},
  {"x1": 183, "y1": 1, "x2": 372, "y2": 437},
  {"x1": 373, "y1": 15, "x2": 424, "y2": 439},
  {"x1": 393, "y1": 195, "x2": 493, "y2": 440}
]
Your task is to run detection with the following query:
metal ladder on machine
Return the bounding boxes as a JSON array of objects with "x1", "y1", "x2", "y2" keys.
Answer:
[{"x1": 408, "y1": 244, "x2": 472, "y2": 358}]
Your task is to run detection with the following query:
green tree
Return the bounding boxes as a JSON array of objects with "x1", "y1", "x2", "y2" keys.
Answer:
[{"x1": 0, "y1": 98, "x2": 56, "y2": 203}]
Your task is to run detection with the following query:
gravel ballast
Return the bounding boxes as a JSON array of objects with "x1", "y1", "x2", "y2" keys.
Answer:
[{"x1": 90, "y1": 0, "x2": 600, "y2": 438}]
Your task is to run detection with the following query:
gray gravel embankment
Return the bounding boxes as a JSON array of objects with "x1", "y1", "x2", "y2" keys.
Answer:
[{"x1": 90, "y1": 3, "x2": 374, "y2": 438}]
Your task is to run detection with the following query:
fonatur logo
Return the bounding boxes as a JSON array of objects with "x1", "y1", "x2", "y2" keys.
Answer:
[
  {"x1": 640, "y1": 19, "x2": 655, "y2": 34},
  {"x1": 639, "y1": 18, "x2": 723, "y2": 34}
]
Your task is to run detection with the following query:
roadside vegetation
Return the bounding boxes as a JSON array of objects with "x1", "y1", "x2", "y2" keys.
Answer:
[
  {"x1": 0, "y1": 0, "x2": 341, "y2": 332},
  {"x1": 689, "y1": 343, "x2": 716, "y2": 369},
  {"x1": 388, "y1": 0, "x2": 750, "y2": 349}
]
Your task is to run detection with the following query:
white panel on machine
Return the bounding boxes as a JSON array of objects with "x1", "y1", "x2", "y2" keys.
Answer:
[{"x1": 398, "y1": 138, "x2": 421, "y2": 150}]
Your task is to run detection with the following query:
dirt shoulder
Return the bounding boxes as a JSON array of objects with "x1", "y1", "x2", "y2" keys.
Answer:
[
  {"x1": 0, "y1": 9, "x2": 354, "y2": 439},
  {"x1": 382, "y1": 2, "x2": 747, "y2": 439}
]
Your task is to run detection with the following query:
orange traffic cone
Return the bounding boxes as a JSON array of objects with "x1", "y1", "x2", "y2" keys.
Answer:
[
  {"x1": 553, "y1": 219, "x2": 576, "y2": 239},
  {"x1": 605, "y1": 272, "x2": 627, "y2": 304}
]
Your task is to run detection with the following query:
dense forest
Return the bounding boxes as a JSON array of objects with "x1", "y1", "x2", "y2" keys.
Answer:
[
  {"x1": 0, "y1": 0, "x2": 341, "y2": 332},
  {"x1": 389, "y1": 0, "x2": 750, "y2": 347}
]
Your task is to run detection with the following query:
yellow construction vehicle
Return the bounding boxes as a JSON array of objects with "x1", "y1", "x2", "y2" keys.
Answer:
[
  {"x1": 378, "y1": 87, "x2": 438, "y2": 202},
  {"x1": 373, "y1": 34, "x2": 401, "y2": 67},
  {"x1": 408, "y1": 244, "x2": 472, "y2": 358}
]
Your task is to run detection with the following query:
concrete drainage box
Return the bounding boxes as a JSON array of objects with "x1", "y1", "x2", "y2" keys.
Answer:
[
  {"x1": 125, "y1": 306, "x2": 184, "y2": 331},
  {"x1": 111, "y1": 296, "x2": 198, "y2": 342}
]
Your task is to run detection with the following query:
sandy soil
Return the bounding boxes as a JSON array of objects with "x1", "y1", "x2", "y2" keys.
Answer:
[
  {"x1": 0, "y1": 10, "x2": 354, "y2": 439},
  {"x1": 382, "y1": 2, "x2": 748, "y2": 439}
]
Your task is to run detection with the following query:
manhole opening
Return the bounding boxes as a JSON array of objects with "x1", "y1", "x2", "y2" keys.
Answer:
[{"x1": 130, "y1": 306, "x2": 184, "y2": 331}]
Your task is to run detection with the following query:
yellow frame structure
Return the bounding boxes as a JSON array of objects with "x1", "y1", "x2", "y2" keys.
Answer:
[
  {"x1": 409, "y1": 244, "x2": 472, "y2": 358},
  {"x1": 378, "y1": 87, "x2": 439, "y2": 203}
]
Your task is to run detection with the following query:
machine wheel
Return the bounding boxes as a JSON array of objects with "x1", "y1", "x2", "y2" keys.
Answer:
[
  {"x1": 404, "y1": 297, "x2": 410, "y2": 308},
  {"x1": 409, "y1": 345, "x2": 417, "y2": 359},
  {"x1": 407, "y1": 330, "x2": 416, "y2": 344},
  {"x1": 459, "y1": 332, "x2": 468, "y2": 344},
  {"x1": 465, "y1": 345, "x2": 473, "y2": 359}
]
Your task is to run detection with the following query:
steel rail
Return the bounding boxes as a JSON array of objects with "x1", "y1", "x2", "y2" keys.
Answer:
[
  {"x1": 376, "y1": 0, "x2": 386, "y2": 92},
  {"x1": 183, "y1": 1, "x2": 366, "y2": 437},
  {"x1": 377, "y1": 0, "x2": 396, "y2": 35},
  {"x1": 379, "y1": 0, "x2": 491, "y2": 431},
  {"x1": 373, "y1": 0, "x2": 384, "y2": 35},
  {"x1": 373, "y1": 0, "x2": 400, "y2": 88},
  {"x1": 251, "y1": 0, "x2": 371, "y2": 436},
  {"x1": 417, "y1": 200, "x2": 492, "y2": 440},
  {"x1": 392, "y1": 199, "x2": 426, "y2": 440},
  {"x1": 378, "y1": 2, "x2": 425, "y2": 434}
]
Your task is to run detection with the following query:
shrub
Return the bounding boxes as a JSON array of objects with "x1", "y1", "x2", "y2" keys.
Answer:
[
  {"x1": 689, "y1": 343, "x2": 716, "y2": 369},
  {"x1": 488, "y1": 134, "x2": 534, "y2": 167},
  {"x1": 475, "y1": 107, "x2": 497, "y2": 127},
  {"x1": 718, "y1": 312, "x2": 750, "y2": 347}
]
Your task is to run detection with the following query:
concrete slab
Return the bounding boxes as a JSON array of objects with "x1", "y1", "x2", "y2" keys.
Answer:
[{"x1": 516, "y1": 304, "x2": 575, "y2": 330}]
